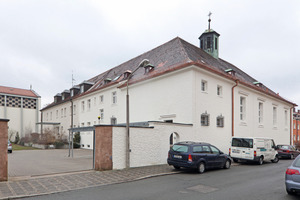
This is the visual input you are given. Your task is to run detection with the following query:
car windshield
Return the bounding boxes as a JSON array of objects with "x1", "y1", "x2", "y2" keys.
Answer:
[
  {"x1": 232, "y1": 138, "x2": 253, "y2": 148},
  {"x1": 172, "y1": 144, "x2": 189, "y2": 153},
  {"x1": 278, "y1": 145, "x2": 289, "y2": 150}
]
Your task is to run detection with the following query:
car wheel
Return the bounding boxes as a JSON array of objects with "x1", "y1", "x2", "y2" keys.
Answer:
[
  {"x1": 198, "y1": 162, "x2": 205, "y2": 174},
  {"x1": 173, "y1": 166, "x2": 180, "y2": 170},
  {"x1": 258, "y1": 156, "x2": 264, "y2": 165},
  {"x1": 271, "y1": 155, "x2": 279, "y2": 163},
  {"x1": 286, "y1": 188, "x2": 295, "y2": 195},
  {"x1": 290, "y1": 154, "x2": 294, "y2": 160},
  {"x1": 224, "y1": 159, "x2": 231, "y2": 169}
]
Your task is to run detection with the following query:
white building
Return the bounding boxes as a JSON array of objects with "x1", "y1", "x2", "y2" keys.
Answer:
[
  {"x1": 0, "y1": 85, "x2": 40, "y2": 141},
  {"x1": 41, "y1": 25, "x2": 295, "y2": 164}
]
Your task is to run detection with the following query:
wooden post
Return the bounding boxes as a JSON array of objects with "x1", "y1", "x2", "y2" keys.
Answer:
[{"x1": 0, "y1": 119, "x2": 9, "y2": 181}]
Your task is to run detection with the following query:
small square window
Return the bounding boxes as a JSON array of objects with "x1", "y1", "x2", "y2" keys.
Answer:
[{"x1": 201, "y1": 113, "x2": 210, "y2": 126}]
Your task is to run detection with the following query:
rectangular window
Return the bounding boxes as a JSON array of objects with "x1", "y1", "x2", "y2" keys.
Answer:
[
  {"x1": 201, "y1": 113, "x2": 210, "y2": 126},
  {"x1": 81, "y1": 101, "x2": 85, "y2": 112},
  {"x1": 273, "y1": 106, "x2": 277, "y2": 126},
  {"x1": 215, "y1": 37, "x2": 218, "y2": 50},
  {"x1": 285, "y1": 110, "x2": 288, "y2": 127},
  {"x1": 99, "y1": 95, "x2": 104, "y2": 104},
  {"x1": 294, "y1": 123, "x2": 296, "y2": 129},
  {"x1": 258, "y1": 102, "x2": 263, "y2": 124},
  {"x1": 216, "y1": 116, "x2": 224, "y2": 127},
  {"x1": 200, "y1": 40, "x2": 203, "y2": 49},
  {"x1": 71, "y1": 90, "x2": 74, "y2": 97},
  {"x1": 87, "y1": 99, "x2": 91, "y2": 111},
  {"x1": 87, "y1": 122, "x2": 91, "y2": 126},
  {"x1": 217, "y1": 85, "x2": 222, "y2": 96},
  {"x1": 112, "y1": 92, "x2": 117, "y2": 104},
  {"x1": 61, "y1": 108, "x2": 63, "y2": 118},
  {"x1": 56, "y1": 110, "x2": 58, "y2": 119},
  {"x1": 81, "y1": 122, "x2": 84, "y2": 127},
  {"x1": 111, "y1": 117, "x2": 117, "y2": 125},
  {"x1": 80, "y1": 85, "x2": 84, "y2": 93},
  {"x1": 94, "y1": 97, "x2": 97, "y2": 106},
  {"x1": 64, "y1": 108, "x2": 66, "y2": 117},
  {"x1": 240, "y1": 97, "x2": 246, "y2": 121},
  {"x1": 207, "y1": 37, "x2": 211, "y2": 48},
  {"x1": 201, "y1": 80, "x2": 207, "y2": 92},
  {"x1": 50, "y1": 112, "x2": 52, "y2": 120},
  {"x1": 46, "y1": 113, "x2": 48, "y2": 121},
  {"x1": 74, "y1": 105, "x2": 76, "y2": 115},
  {"x1": 100, "y1": 109, "x2": 104, "y2": 120}
]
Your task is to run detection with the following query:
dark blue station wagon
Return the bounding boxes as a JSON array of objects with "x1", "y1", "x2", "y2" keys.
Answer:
[{"x1": 167, "y1": 141, "x2": 232, "y2": 173}]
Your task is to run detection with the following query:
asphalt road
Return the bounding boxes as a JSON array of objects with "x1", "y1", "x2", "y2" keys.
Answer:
[{"x1": 21, "y1": 159, "x2": 299, "y2": 200}]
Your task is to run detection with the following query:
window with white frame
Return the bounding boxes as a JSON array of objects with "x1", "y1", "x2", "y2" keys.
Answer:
[
  {"x1": 87, "y1": 122, "x2": 91, "y2": 126},
  {"x1": 50, "y1": 112, "x2": 52, "y2": 120},
  {"x1": 94, "y1": 97, "x2": 97, "y2": 106},
  {"x1": 73, "y1": 105, "x2": 76, "y2": 115},
  {"x1": 56, "y1": 110, "x2": 58, "y2": 119},
  {"x1": 81, "y1": 122, "x2": 84, "y2": 127},
  {"x1": 240, "y1": 97, "x2": 246, "y2": 121},
  {"x1": 216, "y1": 115, "x2": 224, "y2": 127},
  {"x1": 217, "y1": 85, "x2": 222, "y2": 96},
  {"x1": 201, "y1": 112, "x2": 210, "y2": 126},
  {"x1": 64, "y1": 108, "x2": 66, "y2": 117},
  {"x1": 80, "y1": 85, "x2": 84, "y2": 93},
  {"x1": 112, "y1": 91, "x2": 117, "y2": 104},
  {"x1": 273, "y1": 106, "x2": 277, "y2": 126},
  {"x1": 111, "y1": 117, "x2": 117, "y2": 125},
  {"x1": 258, "y1": 102, "x2": 263, "y2": 124},
  {"x1": 285, "y1": 110, "x2": 288, "y2": 127},
  {"x1": 99, "y1": 95, "x2": 104, "y2": 104},
  {"x1": 61, "y1": 108, "x2": 63, "y2": 118},
  {"x1": 100, "y1": 109, "x2": 104, "y2": 120},
  {"x1": 294, "y1": 123, "x2": 296, "y2": 129},
  {"x1": 81, "y1": 101, "x2": 85, "y2": 112},
  {"x1": 201, "y1": 80, "x2": 207, "y2": 92},
  {"x1": 87, "y1": 99, "x2": 91, "y2": 111}
]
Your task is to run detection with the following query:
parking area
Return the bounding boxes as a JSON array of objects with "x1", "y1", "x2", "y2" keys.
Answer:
[{"x1": 8, "y1": 149, "x2": 93, "y2": 178}]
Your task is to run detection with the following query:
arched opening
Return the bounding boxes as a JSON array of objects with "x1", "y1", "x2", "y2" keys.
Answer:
[{"x1": 169, "y1": 132, "x2": 180, "y2": 147}]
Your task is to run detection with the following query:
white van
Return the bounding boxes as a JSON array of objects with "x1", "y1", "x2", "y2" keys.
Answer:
[{"x1": 230, "y1": 137, "x2": 279, "y2": 165}]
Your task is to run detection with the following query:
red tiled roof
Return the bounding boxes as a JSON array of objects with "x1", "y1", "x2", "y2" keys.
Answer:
[{"x1": 0, "y1": 85, "x2": 39, "y2": 98}]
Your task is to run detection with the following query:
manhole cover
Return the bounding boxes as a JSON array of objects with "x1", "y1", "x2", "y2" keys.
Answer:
[{"x1": 187, "y1": 184, "x2": 218, "y2": 193}]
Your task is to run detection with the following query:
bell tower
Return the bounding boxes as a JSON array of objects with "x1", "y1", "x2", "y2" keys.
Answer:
[{"x1": 199, "y1": 12, "x2": 220, "y2": 59}]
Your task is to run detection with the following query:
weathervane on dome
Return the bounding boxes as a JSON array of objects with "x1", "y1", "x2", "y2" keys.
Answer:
[{"x1": 208, "y1": 12, "x2": 212, "y2": 31}]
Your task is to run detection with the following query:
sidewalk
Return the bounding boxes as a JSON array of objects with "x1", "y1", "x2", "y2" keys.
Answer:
[{"x1": 0, "y1": 165, "x2": 178, "y2": 200}]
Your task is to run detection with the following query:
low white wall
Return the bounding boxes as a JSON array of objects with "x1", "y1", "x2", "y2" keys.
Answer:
[{"x1": 112, "y1": 122, "x2": 193, "y2": 169}]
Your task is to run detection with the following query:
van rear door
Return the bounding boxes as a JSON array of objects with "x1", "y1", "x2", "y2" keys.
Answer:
[{"x1": 231, "y1": 138, "x2": 254, "y2": 160}]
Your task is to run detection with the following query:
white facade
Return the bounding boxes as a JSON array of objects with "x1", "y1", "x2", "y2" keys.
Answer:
[
  {"x1": 0, "y1": 86, "x2": 41, "y2": 141},
  {"x1": 42, "y1": 65, "x2": 293, "y2": 154}
]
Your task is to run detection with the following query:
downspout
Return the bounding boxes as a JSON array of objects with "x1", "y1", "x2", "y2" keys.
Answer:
[
  {"x1": 231, "y1": 80, "x2": 239, "y2": 137},
  {"x1": 291, "y1": 107, "x2": 294, "y2": 145}
]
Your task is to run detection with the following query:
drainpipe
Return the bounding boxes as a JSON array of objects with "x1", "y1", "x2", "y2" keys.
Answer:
[
  {"x1": 231, "y1": 80, "x2": 239, "y2": 137},
  {"x1": 291, "y1": 107, "x2": 294, "y2": 145}
]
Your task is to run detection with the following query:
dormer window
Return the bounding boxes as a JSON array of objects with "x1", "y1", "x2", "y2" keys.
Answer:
[
  {"x1": 253, "y1": 82, "x2": 263, "y2": 87},
  {"x1": 144, "y1": 64, "x2": 155, "y2": 74},
  {"x1": 104, "y1": 78, "x2": 112, "y2": 84},
  {"x1": 80, "y1": 85, "x2": 84, "y2": 93},
  {"x1": 225, "y1": 69, "x2": 236, "y2": 76},
  {"x1": 124, "y1": 70, "x2": 132, "y2": 79},
  {"x1": 71, "y1": 90, "x2": 74, "y2": 97}
]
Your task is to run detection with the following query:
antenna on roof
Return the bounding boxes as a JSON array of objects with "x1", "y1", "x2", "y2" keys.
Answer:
[
  {"x1": 72, "y1": 70, "x2": 75, "y2": 87},
  {"x1": 208, "y1": 12, "x2": 212, "y2": 31}
]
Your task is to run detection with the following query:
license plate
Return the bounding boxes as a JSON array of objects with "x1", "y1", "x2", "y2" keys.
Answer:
[
  {"x1": 232, "y1": 149, "x2": 240, "y2": 153},
  {"x1": 174, "y1": 155, "x2": 182, "y2": 159}
]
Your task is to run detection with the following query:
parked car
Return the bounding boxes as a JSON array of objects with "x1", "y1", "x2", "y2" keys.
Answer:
[
  {"x1": 277, "y1": 145, "x2": 300, "y2": 159},
  {"x1": 7, "y1": 140, "x2": 12, "y2": 153},
  {"x1": 230, "y1": 137, "x2": 279, "y2": 165},
  {"x1": 167, "y1": 141, "x2": 232, "y2": 173},
  {"x1": 285, "y1": 155, "x2": 300, "y2": 195}
]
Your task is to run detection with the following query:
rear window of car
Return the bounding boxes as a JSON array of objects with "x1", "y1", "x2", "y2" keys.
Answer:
[
  {"x1": 278, "y1": 145, "x2": 289, "y2": 149},
  {"x1": 293, "y1": 157, "x2": 300, "y2": 167},
  {"x1": 232, "y1": 138, "x2": 253, "y2": 148},
  {"x1": 172, "y1": 145, "x2": 189, "y2": 153}
]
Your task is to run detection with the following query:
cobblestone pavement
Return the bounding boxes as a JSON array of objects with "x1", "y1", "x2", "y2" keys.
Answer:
[{"x1": 0, "y1": 165, "x2": 178, "y2": 200}]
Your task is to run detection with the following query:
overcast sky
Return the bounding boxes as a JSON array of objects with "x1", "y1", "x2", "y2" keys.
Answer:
[{"x1": 1, "y1": 0, "x2": 300, "y2": 108}]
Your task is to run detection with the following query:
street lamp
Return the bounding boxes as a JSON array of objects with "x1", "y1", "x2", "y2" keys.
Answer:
[{"x1": 126, "y1": 59, "x2": 150, "y2": 169}]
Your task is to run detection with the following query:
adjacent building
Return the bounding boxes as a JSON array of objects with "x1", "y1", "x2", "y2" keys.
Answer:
[
  {"x1": 41, "y1": 22, "x2": 296, "y2": 157},
  {"x1": 0, "y1": 85, "x2": 40, "y2": 141}
]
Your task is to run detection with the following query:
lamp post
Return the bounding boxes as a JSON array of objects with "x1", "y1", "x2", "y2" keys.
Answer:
[{"x1": 126, "y1": 59, "x2": 150, "y2": 169}]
